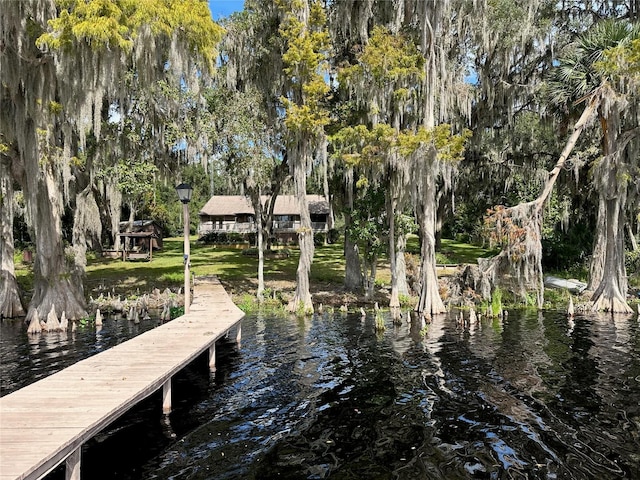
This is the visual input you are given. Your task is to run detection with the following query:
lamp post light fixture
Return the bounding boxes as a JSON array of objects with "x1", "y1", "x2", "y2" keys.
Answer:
[{"x1": 176, "y1": 183, "x2": 193, "y2": 314}]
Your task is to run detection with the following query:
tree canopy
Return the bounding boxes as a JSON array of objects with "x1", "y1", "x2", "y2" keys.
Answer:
[{"x1": 2, "y1": 0, "x2": 639, "y2": 324}]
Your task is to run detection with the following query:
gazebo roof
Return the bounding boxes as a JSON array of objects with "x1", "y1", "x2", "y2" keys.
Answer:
[{"x1": 118, "y1": 232, "x2": 158, "y2": 238}]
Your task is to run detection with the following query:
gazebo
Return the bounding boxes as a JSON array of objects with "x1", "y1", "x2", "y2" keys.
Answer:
[{"x1": 118, "y1": 231, "x2": 158, "y2": 261}]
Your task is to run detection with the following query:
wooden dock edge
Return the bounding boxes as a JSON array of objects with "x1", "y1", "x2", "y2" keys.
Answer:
[{"x1": 0, "y1": 275, "x2": 245, "y2": 480}]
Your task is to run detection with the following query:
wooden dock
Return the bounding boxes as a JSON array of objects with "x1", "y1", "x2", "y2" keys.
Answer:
[{"x1": 0, "y1": 276, "x2": 244, "y2": 480}]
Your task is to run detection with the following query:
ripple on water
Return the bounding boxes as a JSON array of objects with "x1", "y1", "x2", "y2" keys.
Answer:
[{"x1": 2, "y1": 310, "x2": 640, "y2": 479}]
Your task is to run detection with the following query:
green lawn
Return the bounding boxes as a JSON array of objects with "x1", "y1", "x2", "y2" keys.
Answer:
[
  {"x1": 406, "y1": 235, "x2": 497, "y2": 264},
  {"x1": 14, "y1": 237, "x2": 495, "y2": 302},
  {"x1": 83, "y1": 237, "x2": 278, "y2": 297},
  {"x1": 437, "y1": 238, "x2": 498, "y2": 264},
  {"x1": 83, "y1": 238, "x2": 348, "y2": 298}
]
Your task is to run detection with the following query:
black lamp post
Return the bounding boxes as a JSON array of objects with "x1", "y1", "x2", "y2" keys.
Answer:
[{"x1": 176, "y1": 183, "x2": 193, "y2": 313}]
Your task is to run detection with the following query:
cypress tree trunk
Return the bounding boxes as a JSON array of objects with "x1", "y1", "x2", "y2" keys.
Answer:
[
  {"x1": 388, "y1": 194, "x2": 400, "y2": 308},
  {"x1": 364, "y1": 254, "x2": 378, "y2": 301},
  {"x1": 344, "y1": 219, "x2": 363, "y2": 291},
  {"x1": 588, "y1": 197, "x2": 606, "y2": 291},
  {"x1": 2, "y1": 1, "x2": 84, "y2": 324},
  {"x1": 395, "y1": 233, "x2": 409, "y2": 296},
  {"x1": 279, "y1": 0, "x2": 327, "y2": 315},
  {"x1": 415, "y1": 158, "x2": 446, "y2": 315},
  {"x1": 591, "y1": 196, "x2": 631, "y2": 313},
  {"x1": 343, "y1": 168, "x2": 363, "y2": 292},
  {"x1": 590, "y1": 107, "x2": 632, "y2": 313},
  {"x1": 628, "y1": 224, "x2": 639, "y2": 252},
  {"x1": 0, "y1": 155, "x2": 26, "y2": 318},
  {"x1": 288, "y1": 141, "x2": 314, "y2": 314},
  {"x1": 251, "y1": 191, "x2": 265, "y2": 301},
  {"x1": 3, "y1": 0, "x2": 220, "y2": 328},
  {"x1": 24, "y1": 141, "x2": 87, "y2": 324},
  {"x1": 257, "y1": 221, "x2": 265, "y2": 301},
  {"x1": 71, "y1": 183, "x2": 101, "y2": 294}
]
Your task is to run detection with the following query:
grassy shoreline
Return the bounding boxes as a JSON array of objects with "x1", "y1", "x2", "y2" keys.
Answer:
[{"x1": 14, "y1": 237, "x2": 637, "y2": 315}]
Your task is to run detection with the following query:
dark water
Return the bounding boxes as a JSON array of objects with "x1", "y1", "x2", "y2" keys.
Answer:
[
  {"x1": 0, "y1": 316, "x2": 161, "y2": 394},
  {"x1": 2, "y1": 310, "x2": 640, "y2": 479}
]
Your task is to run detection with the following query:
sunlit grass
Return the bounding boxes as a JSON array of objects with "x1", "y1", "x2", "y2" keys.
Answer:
[
  {"x1": 15, "y1": 238, "x2": 349, "y2": 301},
  {"x1": 406, "y1": 235, "x2": 497, "y2": 264},
  {"x1": 14, "y1": 236, "x2": 496, "y2": 303},
  {"x1": 84, "y1": 237, "x2": 265, "y2": 297}
]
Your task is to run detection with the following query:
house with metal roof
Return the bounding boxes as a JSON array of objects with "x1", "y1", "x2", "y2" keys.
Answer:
[{"x1": 198, "y1": 195, "x2": 331, "y2": 243}]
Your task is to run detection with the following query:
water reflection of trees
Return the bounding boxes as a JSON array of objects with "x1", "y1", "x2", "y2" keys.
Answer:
[{"x1": 405, "y1": 310, "x2": 640, "y2": 478}]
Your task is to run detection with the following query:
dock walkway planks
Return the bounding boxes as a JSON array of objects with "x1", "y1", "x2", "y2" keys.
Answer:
[{"x1": 0, "y1": 275, "x2": 244, "y2": 480}]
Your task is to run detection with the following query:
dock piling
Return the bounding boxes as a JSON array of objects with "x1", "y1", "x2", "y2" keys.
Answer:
[
  {"x1": 235, "y1": 324, "x2": 242, "y2": 345},
  {"x1": 65, "y1": 448, "x2": 81, "y2": 480},
  {"x1": 162, "y1": 378, "x2": 172, "y2": 414},
  {"x1": 209, "y1": 343, "x2": 216, "y2": 371}
]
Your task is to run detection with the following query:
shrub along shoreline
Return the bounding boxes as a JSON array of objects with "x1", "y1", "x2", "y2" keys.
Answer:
[{"x1": 13, "y1": 237, "x2": 638, "y2": 317}]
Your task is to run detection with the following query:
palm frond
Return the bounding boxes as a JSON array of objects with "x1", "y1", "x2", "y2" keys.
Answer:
[{"x1": 546, "y1": 19, "x2": 638, "y2": 110}]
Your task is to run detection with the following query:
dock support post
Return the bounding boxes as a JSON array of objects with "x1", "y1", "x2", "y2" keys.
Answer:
[
  {"x1": 235, "y1": 323, "x2": 242, "y2": 344},
  {"x1": 162, "y1": 378, "x2": 172, "y2": 414},
  {"x1": 65, "y1": 447, "x2": 81, "y2": 480},
  {"x1": 209, "y1": 343, "x2": 216, "y2": 371}
]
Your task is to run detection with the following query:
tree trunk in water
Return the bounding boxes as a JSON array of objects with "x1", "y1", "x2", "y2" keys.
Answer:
[
  {"x1": 344, "y1": 226, "x2": 363, "y2": 291},
  {"x1": 415, "y1": 173, "x2": 446, "y2": 315},
  {"x1": 288, "y1": 142, "x2": 314, "y2": 314},
  {"x1": 364, "y1": 255, "x2": 378, "y2": 301},
  {"x1": 24, "y1": 152, "x2": 87, "y2": 324},
  {"x1": 588, "y1": 197, "x2": 606, "y2": 291},
  {"x1": 395, "y1": 233, "x2": 409, "y2": 296},
  {"x1": 590, "y1": 106, "x2": 632, "y2": 313},
  {"x1": 591, "y1": 98, "x2": 632, "y2": 313},
  {"x1": 591, "y1": 197, "x2": 632, "y2": 313},
  {"x1": 388, "y1": 195, "x2": 400, "y2": 308},
  {"x1": 0, "y1": 156, "x2": 26, "y2": 318}
]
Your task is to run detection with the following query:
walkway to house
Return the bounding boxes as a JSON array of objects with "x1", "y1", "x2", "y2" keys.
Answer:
[{"x1": 0, "y1": 276, "x2": 244, "y2": 480}]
